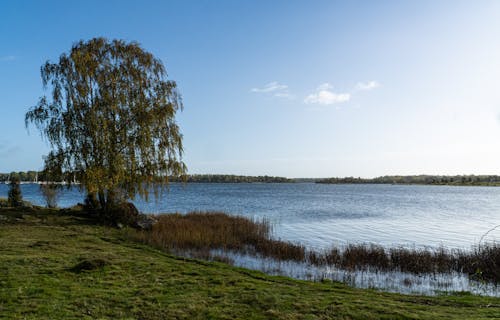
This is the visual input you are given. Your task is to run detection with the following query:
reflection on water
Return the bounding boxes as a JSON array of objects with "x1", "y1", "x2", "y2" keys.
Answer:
[{"x1": 207, "y1": 250, "x2": 500, "y2": 297}]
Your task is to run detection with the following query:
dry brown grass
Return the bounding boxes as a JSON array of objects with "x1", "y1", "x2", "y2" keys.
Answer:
[
  {"x1": 315, "y1": 243, "x2": 500, "y2": 283},
  {"x1": 133, "y1": 211, "x2": 305, "y2": 262},
  {"x1": 132, "y1": 211, "x2": 500, "y2": 284}
]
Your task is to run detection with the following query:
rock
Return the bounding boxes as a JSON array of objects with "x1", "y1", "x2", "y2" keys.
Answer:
[
  {"x1": 108, "y1": 201, "x2": 139, "y2": 226},
  {"x1": 136, "y1": 214, "x2": 157, "y2": 230}
]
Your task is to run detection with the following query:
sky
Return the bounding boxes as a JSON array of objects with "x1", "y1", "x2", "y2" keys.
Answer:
[{"x1": 2, "y1": 0, "x2": 500, "y2": 178}]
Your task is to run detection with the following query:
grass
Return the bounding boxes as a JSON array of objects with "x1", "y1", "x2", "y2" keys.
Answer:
[{"x1": 1, "y1": 207, "x2": 500, "y2": 319}]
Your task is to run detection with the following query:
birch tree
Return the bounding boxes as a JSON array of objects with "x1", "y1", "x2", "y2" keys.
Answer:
[{"x1": 26, "y1": 38, "x2": 186, "y2": 211}]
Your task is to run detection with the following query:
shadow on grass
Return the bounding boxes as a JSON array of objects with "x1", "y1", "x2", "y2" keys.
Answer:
[
  {"x1": 0, "y1": 206, "x2": 101, "y2": 227},
  {"x1": 68, "y1": 258, "x2": 109, "y2": 273}
]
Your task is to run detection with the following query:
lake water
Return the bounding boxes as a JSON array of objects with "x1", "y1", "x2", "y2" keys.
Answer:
[{"x1": 2, "y1": 183, "x2": 499, "y2": 250}]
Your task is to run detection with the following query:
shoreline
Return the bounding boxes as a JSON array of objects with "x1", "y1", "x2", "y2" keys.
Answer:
[{"x1": 1, "y1": 207, "x2": 499, "y2": 318}]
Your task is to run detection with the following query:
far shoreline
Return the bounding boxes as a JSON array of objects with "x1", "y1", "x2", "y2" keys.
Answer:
[{"x1": 3, "y1": 173, "x2": 500, "y2": 187}]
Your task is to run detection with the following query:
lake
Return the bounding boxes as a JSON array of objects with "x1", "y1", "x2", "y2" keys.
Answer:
[{"x1": 2, "y1": 183, "x2": 499, "y2": 250}]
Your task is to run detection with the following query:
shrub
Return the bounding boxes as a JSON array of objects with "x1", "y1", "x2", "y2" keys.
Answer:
[
  {"x1": 0, "y1": 198, "x2": 8, "y2": 207},
  {"x1": 40, "y1": 183, "x2": 60, "y2": 208},
  {"x1": 82, "y1": 190, "x2": 139, "y2": 226},
  {"x1": 8, "y1": 177, "x2": 23, "y2": 207}
]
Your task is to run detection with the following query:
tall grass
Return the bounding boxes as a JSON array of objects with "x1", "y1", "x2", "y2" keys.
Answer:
[
  {"x1": 312, "y1": 244, "x2": 500, "y2": 283},
  {"x1": 133, "y1": 211, "x2": 305, "y2": 262},
  {"x1": 131, "y1": 211, "x2": 500, "y2": 284}
]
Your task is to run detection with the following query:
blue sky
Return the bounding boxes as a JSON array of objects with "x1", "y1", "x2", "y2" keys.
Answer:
[{"x1": 1, "y1": 0, "x2": 500, "y2": 178}]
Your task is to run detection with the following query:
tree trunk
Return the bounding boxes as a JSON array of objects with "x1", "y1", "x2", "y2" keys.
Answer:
[
  {"x1": 106, "y1": 189, "x2": 116, "y2": 211},
  {"x1": 98, "y1": 190, "x2": 106, "y2": 213}
]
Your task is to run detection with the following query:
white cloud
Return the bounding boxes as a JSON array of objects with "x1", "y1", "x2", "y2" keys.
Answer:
[
  {"x1": 251, "y1": 81, "x2": 288, "y2": 93},
  {"x1": 355, "y1": 81, "x2": 380, "y2": 91},
  {"x1": 0, "y1": 55, "x2": 16, "y2": 62},
  {"x1": 253, "y1": 80, "x2": 378, "y2": 104},
  {"x1": 251, "y1": 81, "x2": 294, "y2": 99},
  {"x1": 304, "y1": 83, "x2": 350, "y2": 105}
]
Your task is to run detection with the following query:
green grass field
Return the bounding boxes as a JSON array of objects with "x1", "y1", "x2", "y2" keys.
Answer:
[{"x1": 1, "y1": 207, "x2": 499, "y2": 319}]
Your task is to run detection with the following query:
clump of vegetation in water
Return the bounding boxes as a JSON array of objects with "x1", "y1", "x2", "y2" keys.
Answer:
[
  {"x1": 309, "y1": 244, "x2": 500, "y2": 284},
  {"x1": 132, "y1": 212, "x2": 500, "y2": 284},
  {"x1": 133, "y1": 211, "x2": 305, "y2": 262}
]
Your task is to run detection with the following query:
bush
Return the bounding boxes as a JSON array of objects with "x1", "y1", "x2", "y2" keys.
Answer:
[
  {"x1": 8, "y1": 178, "x2": 23, "y2": 207},
  {"x1": 82, "y1": 191, "x2": 139, "y2": 226},
  {"x1": 105, "y1": 201, "x2": 139, "y2": 227},
  {"x1": 40, "y1": 183, "x2": 60, "y2": 208},
  {"x1": 0, "y1": 198, "x2": 8, "y2": 207}
]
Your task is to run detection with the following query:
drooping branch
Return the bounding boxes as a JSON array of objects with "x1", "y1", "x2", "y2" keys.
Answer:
[{"x1": 25, "y1": 37, "x2": 186, "y2": 209}]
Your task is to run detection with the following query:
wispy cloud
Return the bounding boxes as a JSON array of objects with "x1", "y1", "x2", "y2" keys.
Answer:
[
  {"x1": 0, "y1": 55, "x2": 16, "y2": 62},
  {"x1": 304, "y1": 80, "x2": 380, "y2": 106},
  {"x1": 251, "y1": 81, "x2": 294, "y2": 99},
  {"x1": 304, "y1": 83, "x2": 350, "y2": 105},
  {"x1": 253, "y1": 80, "x2": 379, "y2": 105},
  {"x1": 355, "y1": 81, "x2": 380, "y2": 91},
  {"x1": 251, "y1": 81, "x2": 287, "y2": 93}
]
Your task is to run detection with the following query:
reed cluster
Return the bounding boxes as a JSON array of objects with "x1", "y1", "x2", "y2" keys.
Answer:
[
  {"x1": 133, "y1": 211, "x2": 305, "y2": 262},
  {"x1": 132, "y1": 212, "x2": 500, "y2": 283},
  {"x1": 310, "y1": 244, "x2": 500, "y2": 283}
]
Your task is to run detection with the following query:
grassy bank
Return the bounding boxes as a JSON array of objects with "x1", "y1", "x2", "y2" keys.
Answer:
[{"x1": 1, "y1": 208, "x2": 500, "y2": 319}]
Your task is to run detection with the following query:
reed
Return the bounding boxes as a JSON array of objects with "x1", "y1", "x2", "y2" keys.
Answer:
[
  {"x1": 460, "y1": 244, "x2": 500, "y2": 283},
  {"x1": 317, "y1": 243, "x2": 500, "y2": 283},
  {"x1": 131, "y1": 212, "x2": 500, "y2": 284},
  {"x1": 133, "y1": 211, "x2": 306, "y2": 262}
]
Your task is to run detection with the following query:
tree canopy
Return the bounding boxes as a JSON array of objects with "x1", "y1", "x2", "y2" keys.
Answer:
[{"x1": 25, "y1": 37, "x2": 186, "y2": 210}]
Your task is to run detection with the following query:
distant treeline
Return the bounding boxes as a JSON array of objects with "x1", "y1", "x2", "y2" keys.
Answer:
[
  {"x1": 0, "y1": 171, "x2": 79, "y2": 183},
  {"x1": 4, "y1": 171, "x2": 500, "y2": 185},
  {"x1": 0, "y1": 172, "x2": 293, "y2": 184},
  {"x1": 170, "y1": 174, "x2": 293, "y2": 183},
  {"x1": 0, "y1": 171, "x2": 42, "y2": 182},
  {"x1": 316, "y1": 175, "x2": 500, "y2": 186}
]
